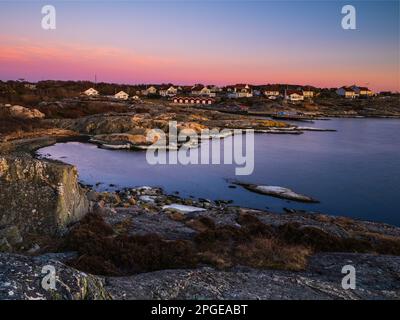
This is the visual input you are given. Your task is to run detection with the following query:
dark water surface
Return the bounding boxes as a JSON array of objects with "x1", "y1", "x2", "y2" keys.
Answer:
[{"x1": 37, "y1": 118, "x2": 400, "y2": 226}]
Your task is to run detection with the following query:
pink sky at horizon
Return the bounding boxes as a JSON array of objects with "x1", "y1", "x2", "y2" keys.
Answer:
[{"x1": 1, "y1": 38, "x2": 398, "y2": 92}]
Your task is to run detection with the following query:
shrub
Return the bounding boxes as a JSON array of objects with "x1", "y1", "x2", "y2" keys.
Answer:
[{"x1": 63, "y1": 213, "x2": 197, "y2": 275}]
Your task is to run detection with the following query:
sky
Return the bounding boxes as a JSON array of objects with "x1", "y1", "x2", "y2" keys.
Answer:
[{"x1": 0, "y1": 0, "x2": 399, "y2": 91}]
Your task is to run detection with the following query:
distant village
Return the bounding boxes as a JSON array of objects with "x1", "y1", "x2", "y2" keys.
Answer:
[
  {"x1": 2, "y1": 79, "x2": 397, "y2": 114},
  {"x1": 79, "y1": 83, "x2": 376, "y2": 105}
]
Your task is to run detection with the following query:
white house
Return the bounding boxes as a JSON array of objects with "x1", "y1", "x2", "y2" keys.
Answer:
[
  {"x1": 209, "y1": 85, "x2": 221, "y2": 93},
  {"x1": 286, "y1": 90, "x2": 304, "y2": 101},
  {"x1": 191, "y1": 85, "x2": 216, "y2": 97},
  {"x1": 83, "y1": 88, "x2": 99, "y2": 96},
  {"x1": 302, "y1": 89, "x2": 314, "y2": 98},
  {"x1": 142, "y1": 86, "x2": 158, "y2": 95},
  {"x1": 336, "y1": 87, "x2": 358, "y2": 99},
  {"x1": 114, "y1": 91, "x2": 129, "y2": 100},
  {"x1": 228, "y1": 84, "x2": 253, "y2": 98},
  {"x1": 351, "y1": 85, "x2": 373, "y2": 97},
  {"x1": 159, "y1": 86, "x2": 178, "y2": 97},
  {"x1": 264, "y1": 86, "x2": 280, "y2": 97},
  {"x1": 24, "y1": 83, "x2": 37, "y2": 90}
]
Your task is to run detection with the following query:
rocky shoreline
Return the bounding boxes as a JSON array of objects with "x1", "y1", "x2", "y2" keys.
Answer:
[
  {"x1": 1, "y1": 103, "x2": 400, "y2": 300},
  {"x1": 1, "y1": 138, "x2": 400, "y2": 299}
]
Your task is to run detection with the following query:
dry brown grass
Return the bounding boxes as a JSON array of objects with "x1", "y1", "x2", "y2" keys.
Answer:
[
  {"x1": 235, "y1": 237, "x2": 311, "y2": 270},
  {"x1": 112, "y1": 217, "x2": 133, "y2": 235},
  {"x1": 277, "y1": 222, "x2": 400, "y2": 255},
  {"x1": 63, "y1": 213, "x2": 197, "y2": 276},
  {"x1": 37, "y1": 101, "x2": 130, "y2": 119},
  {"x1": 0, "y1": 117, "x2": 51, "y2": 136},
  {"x1": 167, "y1": 211, "x2": 186, "y2": 222},
  {"x1": 193, "y1": 220, "x2": 311, "y2": 271},
  {"x1": 60, "y1": 211, "x2": 400, "y2": 276},
  {"x1": 185, "y1": 216, "x2": 216, "y2": 232}
]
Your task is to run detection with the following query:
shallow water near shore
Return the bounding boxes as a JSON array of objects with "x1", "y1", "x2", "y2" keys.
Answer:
[{"x1": 37, "y1": 118, "x2": 400, "y2": 226}]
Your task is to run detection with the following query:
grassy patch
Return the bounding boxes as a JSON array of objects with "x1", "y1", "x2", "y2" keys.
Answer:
[
  {"x1": 0, "y1": 117, "x2": 50, "y2": 136},
  {"x1": 63, "y1": 213, "x2": 197, "y2": 276},
  {"x1": 277, "y1": 222, "x2": 400, "y2": 255},
  {"x1": 61, "y1": 211, "x2": 400, "y2": 276},
  {"x1": 37, "y1": 101, "x2": 130, "y2": 119}
]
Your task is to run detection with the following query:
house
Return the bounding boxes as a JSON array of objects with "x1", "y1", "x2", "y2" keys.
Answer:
[
  {"x1": 191, "y1": 85, "x2": 205, "y2": 95},
  {"x1": 302, "y1": 89, "x2": 314, "y2": 98},
  {"x1": 142, "y1": 85, "x2": 158, "y2": 95},
  {"x1": 83, "y1": 88, "x2": 99, "y2": 96},
  {"x1": 336, "y1": 87, "x2": 358, "y2": 99},
  {"x1": 191, "y1": 85, "x2": 216, "y2": 97},
  {"x1": 285, "y1": 90, "x2": 304, "y2": 101},
  {"x1": 209, "y1": 85, "x2": 221, "y2": 93},
  {"x1": 132, "y1": 95, "x2": 140, "y2": 100},
  {"x1": 228, "y1": 84, "x2": 253, "y2": 98},
  {"x1": 351, "y1": 85, "x2": 373, "y2": 97},
  {"x1": 114, "y1": 91, "x2": 129, "y2": 100},
  {"x1": 179, "y1": 86, "x2": 192, "y2": 95},
  {"x1": 24, "y1": 83, "x2": 37, "y2": 90},
  {"x1": 264, "y1": 86, "x2": 280, "y2": 97},
  {"x1": 159, "y1": 85, "x2": 178, "y2": 97}
]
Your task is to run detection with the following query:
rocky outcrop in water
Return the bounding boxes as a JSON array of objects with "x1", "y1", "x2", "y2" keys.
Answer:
[{"x1": 234, "y1": 182, "x2": 319, "y2": 203}]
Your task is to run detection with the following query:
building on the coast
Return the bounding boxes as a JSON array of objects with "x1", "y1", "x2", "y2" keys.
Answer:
[
  {"x1": 178, "y1": 85, "x2": 192, "y2": 95},
  {"x1": 114, "y1": 91, "x2": 129, "y2": 100},
  {"x1": 24, "y1": 83, "x2": 37, "y2": 90},
  {"x1": 228, "y1": 84, "x2": 253, "y2": 98},
  {"x1": 191, "y1": 85, "x2": 216, "y2": 97},
  {"x1": 264, "y1": 86, "x2": 280, "y2": 97},
  {"x1": 159, "y1": 85, "x2": 178, "y2": 97},
  {"x1": 83, "y1": 88, "x2": 99, "y2": 96},
  {"x1": 132, "y1": 95, "x2": 140, "y2": 100},
  {"x1": 172, "y1": 96, "x2": 214, "y2": 105},
  {"x1": 350, "y1": 85, "x2": 373, "y2": 97},
  {"x1": 141, "y1": 85, "x2": 158, "y2": 95},
  {"x1": 209, "y1": 85, "x2": 222, "y2": 94},
  {"x1": 336, "y1": 87, "x2": 358, "y2": 99},
  {"x1": 302, "y1": 89, "x2": 315, "y2": 98},
  {"x1": 285, "y1": 90, "x2": 304, "y2": 101}
]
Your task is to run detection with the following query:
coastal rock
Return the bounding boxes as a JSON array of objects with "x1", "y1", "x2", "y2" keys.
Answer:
[
  {"x1": 47, "y1": 111, "x2": 288, "y2": 139},
  {"x1": 255, "y1": 128, "x2": 303, "y2": 134},
  {"x1": 177, "y1": 122, "x2": 207, "y2": 134},
  {"x1": 7, "y1": 105, "x2": 45, "y2": 119},
  {"x1": 0, "y1": 155, "x2": 89, "y2": 244},
  {"x1": 105, "y1": 253, "x2": 400, "y2": 300},
  {"x1": 112, "y1": 211, "x2": 197, "y2": 240},
  {"x1": 296, "y1": 126, "x2": 336, "y2": 132},
  {"x1": 92, "y1": 133, "x2": 149, "y2": 146},
  {"x1": 162, "y1": 204, "x2": 206, "y2": 213},
  {"x1": 0, "y1": 226, "x2": 23, "y2": 249},
  {"x1": 0, "y1": 253, "x2": 109, "y2": 300},
  {"x1": 236, "y1": 183, "x2": 318, "y2": 203}
]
